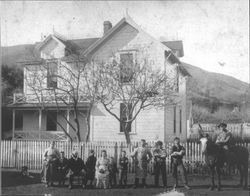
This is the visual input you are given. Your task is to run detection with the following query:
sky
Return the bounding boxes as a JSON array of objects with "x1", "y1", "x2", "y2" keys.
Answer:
[{"x1": 1, "y1": 0, "x2": 249, "y2": 83}]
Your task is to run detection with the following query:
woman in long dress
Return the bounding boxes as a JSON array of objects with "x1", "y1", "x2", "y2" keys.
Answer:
[
  {"x1": 41, "y1": 141, "x2": 60, "y2": 187},
  {"x1": 131, "y1": 139, "x2": 152, "y2": 188},
  {"x1": 95, "y1": 150, "x2": 110, "y2": 189}
]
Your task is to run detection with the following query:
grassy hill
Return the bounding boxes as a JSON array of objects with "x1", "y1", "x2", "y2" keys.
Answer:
[
  {"x1": 182, "y1": 62, "x2": 249, "y2": 105},
  {"x1": 1, "y1": 44, "x2": 38, "y2": 67}
]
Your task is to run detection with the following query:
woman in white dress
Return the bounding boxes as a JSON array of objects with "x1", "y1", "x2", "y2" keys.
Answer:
[{"x1": 95, "y1": 150, "x2": 110, "y2": 189}]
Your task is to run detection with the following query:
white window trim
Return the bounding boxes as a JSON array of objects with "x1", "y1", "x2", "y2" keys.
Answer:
[{"x1": 117, "y1": 102, "x2": 137, "y2": 135}]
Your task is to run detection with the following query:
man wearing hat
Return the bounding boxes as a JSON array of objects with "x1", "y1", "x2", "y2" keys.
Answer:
[
  {"x1": 216, "y1": 123, "x2": 233, "y2": 150},
  {"x1": 131, "y1": 139, "x2": 152, "y2": 188},
  {"x1": 67, "y1": 150, "x2": 86, "y2": 189},
  {"x1": 153, "y1": 140, "x2": 167, "y2": 188}
]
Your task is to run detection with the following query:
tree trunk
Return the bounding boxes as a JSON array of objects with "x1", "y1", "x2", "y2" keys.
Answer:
[
  {"x1": 85, "y1": 106, "x2": 92, "y2": 142},
  {"x1": 124, "y1": 122, "x2": 131, "y2": 144},
  {"x1": 124, "y1": 130, "x2": 131, "y2": 144},
  {"x1": 74, "y1": 117, "x2": 81, "y2": 143}
]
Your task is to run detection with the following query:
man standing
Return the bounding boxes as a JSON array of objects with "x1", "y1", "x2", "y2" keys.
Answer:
[
  {"x1": 109, "y1": 157, "x2": 118, "y2": 188},
  {"x1": 118, "y1": 150, "x2": 129, "y2": 188},
  {"x1": 131, "y1": 139, "x2": 152, "y2": 188},
  {"x1": 170, "y1": 137, "x2": 190, "y2": 190},
  {"x1": 85, "y1": 150, "x2": 97, "y2": 188},
  {"x1": 216, "y1": 123, "x2": 233, "y2": 150},
  {"x1": 41, "y1": 141, "x2": 60, "y2": 187},
  {"x1": 67, "y1": 150, "x2": 86, "y2": 189},
  {"x1": 153, "y1": 140, "x2": 167, "y2": 188}
]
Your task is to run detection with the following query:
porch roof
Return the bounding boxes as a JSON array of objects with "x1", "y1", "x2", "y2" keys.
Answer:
[{"x1": 7, "y1": 102, "x2": 90, "y2": 110}]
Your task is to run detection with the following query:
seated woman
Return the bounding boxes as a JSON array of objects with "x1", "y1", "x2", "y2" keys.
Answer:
[
  {"x1": 56, "y1": 151, "x2": 68, "y2": 186},
  {"x1": 67, "y1": 150, "x2": 86, "y2": 189},
  {"x1": 95, "y1": 150, "x2": 110, "y2": 189}
]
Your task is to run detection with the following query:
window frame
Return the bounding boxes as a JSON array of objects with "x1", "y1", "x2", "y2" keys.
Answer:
[
  {"x1": 15, "y1": 110, "x2": 23, "y2": 130},
  {"x1": 46, "y1": 110, "x2": 57, "y2": 131},
  {"x1": 120, "y1": 102, "x2": 132, "y2": 133},
  {"x1": 46, "y1": 61, "x2": 58, "y2": 89},
  {"x1": 118, "y1": 51, "x2": 136, "y2": 84}
]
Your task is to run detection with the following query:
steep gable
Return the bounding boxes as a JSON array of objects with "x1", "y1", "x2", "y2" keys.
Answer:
[
  {"x1": 82, "y1": 17, "x2": 172, "y2": 58},
  {"x1": 36, "y1": 35, "x2": 66, "y2": 59}
]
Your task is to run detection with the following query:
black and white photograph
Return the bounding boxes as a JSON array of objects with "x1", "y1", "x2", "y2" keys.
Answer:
[{"x1": 0, "y1": 1, "x2": 249, "y2": 196}]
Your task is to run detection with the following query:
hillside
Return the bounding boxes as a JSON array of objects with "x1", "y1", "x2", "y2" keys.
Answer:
[
  {"x1": 1, "y1": 44, "x2": 39, "y2": 67},
  {"x1": 182, "y1": 62, "x2": 249, "y2": 104},
  {"x1": 1, "y1": 45, "x2": 249, "y2": 105}
]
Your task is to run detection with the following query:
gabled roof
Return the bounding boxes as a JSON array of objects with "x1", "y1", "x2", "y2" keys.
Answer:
[
  {"x1": 81, "y1": 16, "x2": 174, "y2": 57},
  {"x1": 80, "y1": 17, "x2": 188, "y2": 76},
  {"x1": 35, "y1": 33, "x2": 99, "y2": 56},
  {"x1": 35, "y1": 34, "x2": 64, "y2": 51},
  {"x1": 162, "y1": 41, "x2": 184, "y2": 57},
  {"x1": 7, "y1": 37, "x2": 99, "y2": 64}
]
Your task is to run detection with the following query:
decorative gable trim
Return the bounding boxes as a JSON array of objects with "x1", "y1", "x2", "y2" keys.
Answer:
[{"x1": 35, "y1": 35, "x2": 66, "y2": 51}]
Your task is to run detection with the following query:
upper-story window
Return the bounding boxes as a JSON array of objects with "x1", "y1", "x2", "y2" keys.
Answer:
[
  {"x1": 120, "y1": 103, "x2": 132, "y2": 132},
  {"x1": 47, "y1": 62, "x2": 58, "y2": 88},
  {"x1": 120, "y1": 53, "x2": 134, "y2": 83}
]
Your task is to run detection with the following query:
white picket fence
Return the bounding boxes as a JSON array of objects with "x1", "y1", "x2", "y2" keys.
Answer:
[{"x1": 1, "y1": 140, "x2": 250, "y2": 174}]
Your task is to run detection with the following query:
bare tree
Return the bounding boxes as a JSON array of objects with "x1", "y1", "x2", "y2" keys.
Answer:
[
  {"x1": 94, "y1": 54, "x2": 179, "y2": 144},
  {"x1": 24, "y1": 57, "x2": 98, "y2": 142}
]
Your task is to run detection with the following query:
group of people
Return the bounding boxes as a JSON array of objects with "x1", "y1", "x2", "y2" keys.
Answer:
[
  {"x1": 41, "y1": 141, "x2": 129, "y2": 189},
  {"x1": 40, "y1": 122, "x2": 234, "y2": 190},
  {"x1": 41, "y1": 137, "x2": 192, "y2": 190}
]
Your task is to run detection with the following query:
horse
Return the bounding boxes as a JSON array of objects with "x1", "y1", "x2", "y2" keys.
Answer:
[{"x1": 200, "y1": 135, "x2": 249, "y2": 191}]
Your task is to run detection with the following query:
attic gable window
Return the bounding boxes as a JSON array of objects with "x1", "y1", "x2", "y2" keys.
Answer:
[
  {"x1": 120, "y1": 53, "x2": 134, "y2": 83},
  {"x1": 47, "y1": 62, "x2": 58, "y2": 88}
]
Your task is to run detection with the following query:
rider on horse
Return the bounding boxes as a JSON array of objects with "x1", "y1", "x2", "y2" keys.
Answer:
[
  {"x1": 215, "y1": 122, "x2": 236, "y2": 164},
  {"x1": 215, "y1": 123, "x2": 234, "y2": 150}
]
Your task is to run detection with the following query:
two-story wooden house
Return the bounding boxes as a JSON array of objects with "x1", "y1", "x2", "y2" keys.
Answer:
[{"x1": 8, "y1": 16, "x2": 190, "y2": 142}]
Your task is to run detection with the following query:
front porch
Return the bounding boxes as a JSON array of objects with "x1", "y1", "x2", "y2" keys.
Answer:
[
  {"x1": 9, "y1": 99, "x2": 89, "y2": 141},
  {"x1": 11, "y1": 108, "x2": 71, "y2": 141}
]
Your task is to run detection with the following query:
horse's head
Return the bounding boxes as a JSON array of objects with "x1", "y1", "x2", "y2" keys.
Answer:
[{"x1": 200, "y1": 134, "x2": 209, "y2": 154}]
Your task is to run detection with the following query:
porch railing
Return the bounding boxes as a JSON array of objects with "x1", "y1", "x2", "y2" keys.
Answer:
[
  {"x1": 13, "y1": 93, "x2": 88, "y2": 104},
  {"x1": 13, "y1": 130, "x2": 68, "y2": 141}
]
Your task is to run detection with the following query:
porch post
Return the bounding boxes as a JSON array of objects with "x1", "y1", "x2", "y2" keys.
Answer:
[
  {"x1": 39, "y1": 109, "x2": 42, "y2": 139},
  {"x1": 66, "y1": 109, "x2": 70, "y2": 140},
  {"x1": 12, "y1": 109, "x2": 15, "y2": 139}
]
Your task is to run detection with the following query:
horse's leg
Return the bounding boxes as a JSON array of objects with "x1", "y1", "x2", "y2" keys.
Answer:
[
  {"x1": 209, "y1": 167, "x2": 215, "y2": 190},
  {"x1": 237, "y1": 164, "x2": 243, "y2": 187},
  {"x1": 243, "y1": 163, "x2": 248, "y2": 190},
  {"x1": 216, "y1": 166, "x2": 221, "y2": 191}
]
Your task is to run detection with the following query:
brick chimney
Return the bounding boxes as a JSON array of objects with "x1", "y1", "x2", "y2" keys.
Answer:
[{"x1": 103, "y1": 21, "x2": 112, "y2": 35}]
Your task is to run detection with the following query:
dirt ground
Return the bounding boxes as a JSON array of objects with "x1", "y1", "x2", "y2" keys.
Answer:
[{"x1": 1, "y1": 170, "x2": 249, "y2": 196}]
